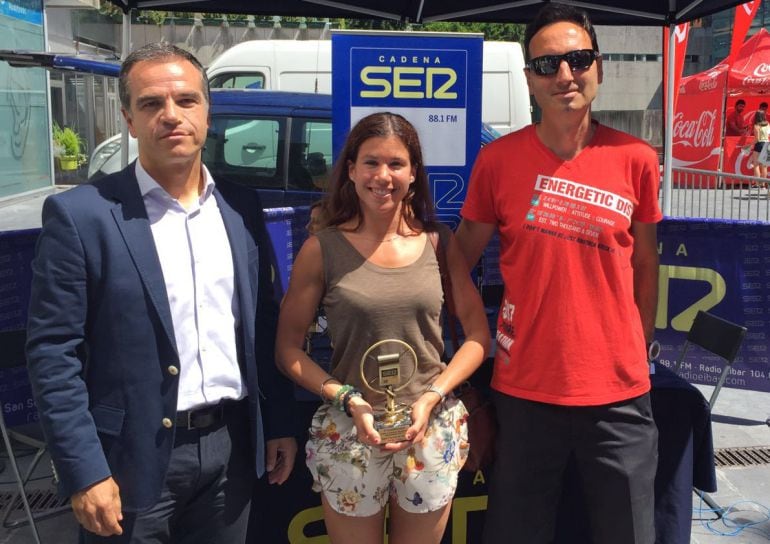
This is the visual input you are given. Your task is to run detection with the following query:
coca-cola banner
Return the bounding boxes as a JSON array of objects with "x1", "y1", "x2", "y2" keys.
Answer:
[
  {"x1": 673, "y1": 71, "x2": 724, "y2": 184},
  {"x1": 674, "y1": 28, "x2": 770, "y2": 180},
  {"x1": 723, "y1": 136, "x2": 754, "y2": 181}
]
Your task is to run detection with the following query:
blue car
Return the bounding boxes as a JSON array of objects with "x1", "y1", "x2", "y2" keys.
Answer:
[
  {"x1": 90, "y1": 89, "x2": 332, "y2": 209},
  {"x1": 91, "y1": 88, "x2": 500, "y2": 209}
]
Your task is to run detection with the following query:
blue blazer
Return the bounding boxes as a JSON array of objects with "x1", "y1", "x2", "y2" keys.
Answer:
[{"x1": 26, "y1": 165, "x2": 294, "y2": 512}]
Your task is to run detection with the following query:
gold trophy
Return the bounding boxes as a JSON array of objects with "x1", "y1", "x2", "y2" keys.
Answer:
[{"x1": 360, "y1": 339, "x2": 417, "y2": 443}]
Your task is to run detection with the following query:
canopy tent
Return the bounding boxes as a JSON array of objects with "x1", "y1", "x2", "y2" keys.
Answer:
[
  {"x1": 675, "y1": 28, "x2": 770, "y2": 178},
  {"x1": 728, "y1": 27, "x2": 770, "y2": 94},
  {"x1": 105, "y1": 0, "x2": 746, "y2": 25},
  {"x1": 104, "y1": 0, "x2": 748, "y2": 214}
]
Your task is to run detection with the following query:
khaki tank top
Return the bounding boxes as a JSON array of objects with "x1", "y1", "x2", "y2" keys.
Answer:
[
  {"x1": 317, "y1": 226, "x2": 447, "y2": 406},
  {"x1": 759, "y1": 123, "x2": 770, "y2": 142}
]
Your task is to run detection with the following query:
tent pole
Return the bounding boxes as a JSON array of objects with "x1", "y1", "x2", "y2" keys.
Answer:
[
  {"x1": 662, "y1": 22, "x2": 676, "y2": 216},
  {"x1": 120, "y1": 9, "x2": 132, "y2": 170}
]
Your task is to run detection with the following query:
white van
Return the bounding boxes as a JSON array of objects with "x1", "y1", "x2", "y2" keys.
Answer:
[{"x1": 207, "y1": 39, "x2": 531, "y2": 135}]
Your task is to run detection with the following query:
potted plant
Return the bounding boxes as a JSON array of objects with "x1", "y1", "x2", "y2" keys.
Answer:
[{"x1": 52, "y1": 123, "x2": 86, "y2": 171}]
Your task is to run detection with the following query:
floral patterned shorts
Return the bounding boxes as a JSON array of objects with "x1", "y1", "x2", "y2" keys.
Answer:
[{"x1": 305, "y1": 397, "x2": 469, "y2": 517}]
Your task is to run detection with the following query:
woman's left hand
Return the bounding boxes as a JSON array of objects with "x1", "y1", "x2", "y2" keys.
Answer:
[{"x1": 377, "y1": 393, "x2": 439, "y2": 452}]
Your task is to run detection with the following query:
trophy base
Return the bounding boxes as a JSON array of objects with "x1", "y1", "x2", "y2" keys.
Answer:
[{"x1": 374, "y1": 411, "x2": 412, "y2": 443}]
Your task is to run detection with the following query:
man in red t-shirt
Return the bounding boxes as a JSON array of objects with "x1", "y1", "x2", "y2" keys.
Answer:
[
  {"x1": 726, "y1": 99, "x2": 748, "y2": 136},
  {"x1": 456, "y1": 4, "x2": 660, "y2": 543}
]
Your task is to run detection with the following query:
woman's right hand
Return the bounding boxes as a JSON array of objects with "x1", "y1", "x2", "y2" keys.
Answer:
[{"x1": 348, "y1": 396, "x2": 382, "y2": 446}]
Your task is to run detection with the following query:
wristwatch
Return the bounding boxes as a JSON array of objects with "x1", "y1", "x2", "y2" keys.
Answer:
[
  {"x1": 426, "y1": 384, "x2": 446, "y2": 402},
  {"x1": 647, "y1": 340, "x2": 661, "y2": 361}
]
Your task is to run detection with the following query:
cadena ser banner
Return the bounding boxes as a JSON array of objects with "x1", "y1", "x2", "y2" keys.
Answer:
[
  {"x1": 656, "y1": 219, "x2": 770, "y2": 393},
  {"x1": 331, "y1": 30, "x2": 483, "y2": 228}
]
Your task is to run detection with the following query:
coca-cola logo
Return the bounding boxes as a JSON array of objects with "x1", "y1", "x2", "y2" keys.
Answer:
[
  {"x1": 699, "y1": 77, "x2": 719, "y2": 91},
  {"x1": 674, "y1": 110, "x2": 717, "y2": 147},
  {"x1": 743, "y1": 75, "x2": 770, "y2": 86},
  {"x1": 673, "y1": 110, "x2": 719, "y2": 166},
  {"x1": 754, "y1": 63, "x2": 770, "y2": 77}
]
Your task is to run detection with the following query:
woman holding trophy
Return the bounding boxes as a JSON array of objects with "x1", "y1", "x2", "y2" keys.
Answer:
[{"x1": 276, "y1": 112, "x2": 490, "y2": 543}]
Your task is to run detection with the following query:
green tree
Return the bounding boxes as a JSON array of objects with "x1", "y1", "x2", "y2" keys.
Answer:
[
  {"x1": 419, "y1": 21, "x2": 525, "y2": 41},
  {"x1": 339, "y1": 18, "x2": 406, "y2": 31},
  {"x1": 92, "y1": 10, "x2": 523, "y2": 42}
]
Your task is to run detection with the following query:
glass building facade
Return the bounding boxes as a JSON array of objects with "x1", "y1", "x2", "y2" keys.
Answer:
[
  {"x1": 0, "y1": 0, "x2": 51, "y2": 199},
  {"x1": 710, "y1": 4, "x2": 770, "y2": 64}
]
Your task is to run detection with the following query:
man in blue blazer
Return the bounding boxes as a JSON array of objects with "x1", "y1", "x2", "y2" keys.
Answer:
[{"x1": 26, "y1": 43, "x2": 297, "y2": 542}]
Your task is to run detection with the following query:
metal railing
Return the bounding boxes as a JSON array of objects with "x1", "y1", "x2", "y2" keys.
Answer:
[{"x1": 667, "y1": 167, "x2": 770, "y2": 222}]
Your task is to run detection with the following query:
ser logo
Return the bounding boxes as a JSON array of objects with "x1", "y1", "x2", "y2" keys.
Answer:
[
  {"x1": 656, "y1": 265, "x2": 727, "y2": 331},
  {"x1": 359, "y1": 66, "x2": 458, "y2": 99},
  {"x1": 358, "y1": 54, "x2": 459, "y2": 100}
]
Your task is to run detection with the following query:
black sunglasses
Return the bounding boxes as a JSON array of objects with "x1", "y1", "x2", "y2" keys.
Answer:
[{"x1": 526, "y1": 49, "x2": 600, "y2": 76}]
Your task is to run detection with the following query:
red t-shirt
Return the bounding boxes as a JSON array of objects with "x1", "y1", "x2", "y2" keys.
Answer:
[
  {"x1": 726, "y1": 109, "x2": 748, "y2": 136},
  {"x1": 462, "y1": 122, "x2": 662, "y2": 406}
]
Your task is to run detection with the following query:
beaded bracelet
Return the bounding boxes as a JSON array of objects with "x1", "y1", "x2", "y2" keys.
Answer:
[
  {"x1": 342, "y1": 388, "x2": 363, "y2": 417},
  {"x1": 332, "y1": 384, "x2": 353, "y2": 411}
]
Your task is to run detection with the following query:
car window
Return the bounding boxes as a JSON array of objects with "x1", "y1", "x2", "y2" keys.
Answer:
[
  {"x1": 204, "y1": 113, "x2": 332, "y2": 195},
  {"x1": 209, "y1": 72, "x2": 267, "y2": 89},
  {"x1": 204, "y1": 116, "x2": 282, "y2": 189},
  {"x1": 287, "y1": 119, "x2": 332, "y2": 192}
]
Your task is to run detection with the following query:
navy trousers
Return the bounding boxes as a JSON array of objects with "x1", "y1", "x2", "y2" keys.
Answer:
[
  {"x1": 483, "y1": 392, "x2": 658, "y2": 544},
  {"x1": 81, "y1": 401, "x2": 254, "y2": 544}
]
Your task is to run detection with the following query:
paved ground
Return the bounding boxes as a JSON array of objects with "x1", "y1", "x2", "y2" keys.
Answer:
[
  {"x1": 667, "y1": 184, "x2": 770, "y2": 222},
  {"x1": 689, "y1": 385, "x2": 770, "y2": 544}
]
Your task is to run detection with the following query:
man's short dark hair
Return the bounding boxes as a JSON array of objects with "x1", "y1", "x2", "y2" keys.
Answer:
[
  {"x1": 524, "y1": 3, "x2": 600, "y2": 62},
  {"x1": 119, "y1": 43, "x2": 209, "y2": 110},
  {"x1": 736, "y1": 99, "x2": 746, "y2": 107}
]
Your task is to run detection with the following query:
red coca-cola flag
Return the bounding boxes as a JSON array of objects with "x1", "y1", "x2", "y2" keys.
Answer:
[
  {"x1": 672, "y1": 68, "x2": 724, "y2": 184},
  {"x1": 663, "y1": 23, "x2": 690, "y2": 114},
  {"x1": 729, "y1": 1, "x2": 761, "y2": 62}
]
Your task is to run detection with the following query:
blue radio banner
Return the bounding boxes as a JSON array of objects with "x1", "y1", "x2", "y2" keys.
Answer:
[
  {"x1": 0, "y1": 228, "x2": 38, "y2": 426},
  {"x1": 0, "y1": 228, "x2": 36, "y2": 331},
  {"x1": 332, "y1": 31, "x2": 483, "y2": 227},
  {"x1": 656, "y1": 218, "x2": 770, "y2": 393},
  {"x1": 0, "y1": 0, "x2": 43, "y2": 26}
]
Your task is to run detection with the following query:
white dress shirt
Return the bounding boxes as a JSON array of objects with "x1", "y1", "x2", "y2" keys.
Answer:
[{"x1": 135, "y1": 161, "x2": 245, "y2": 411}]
